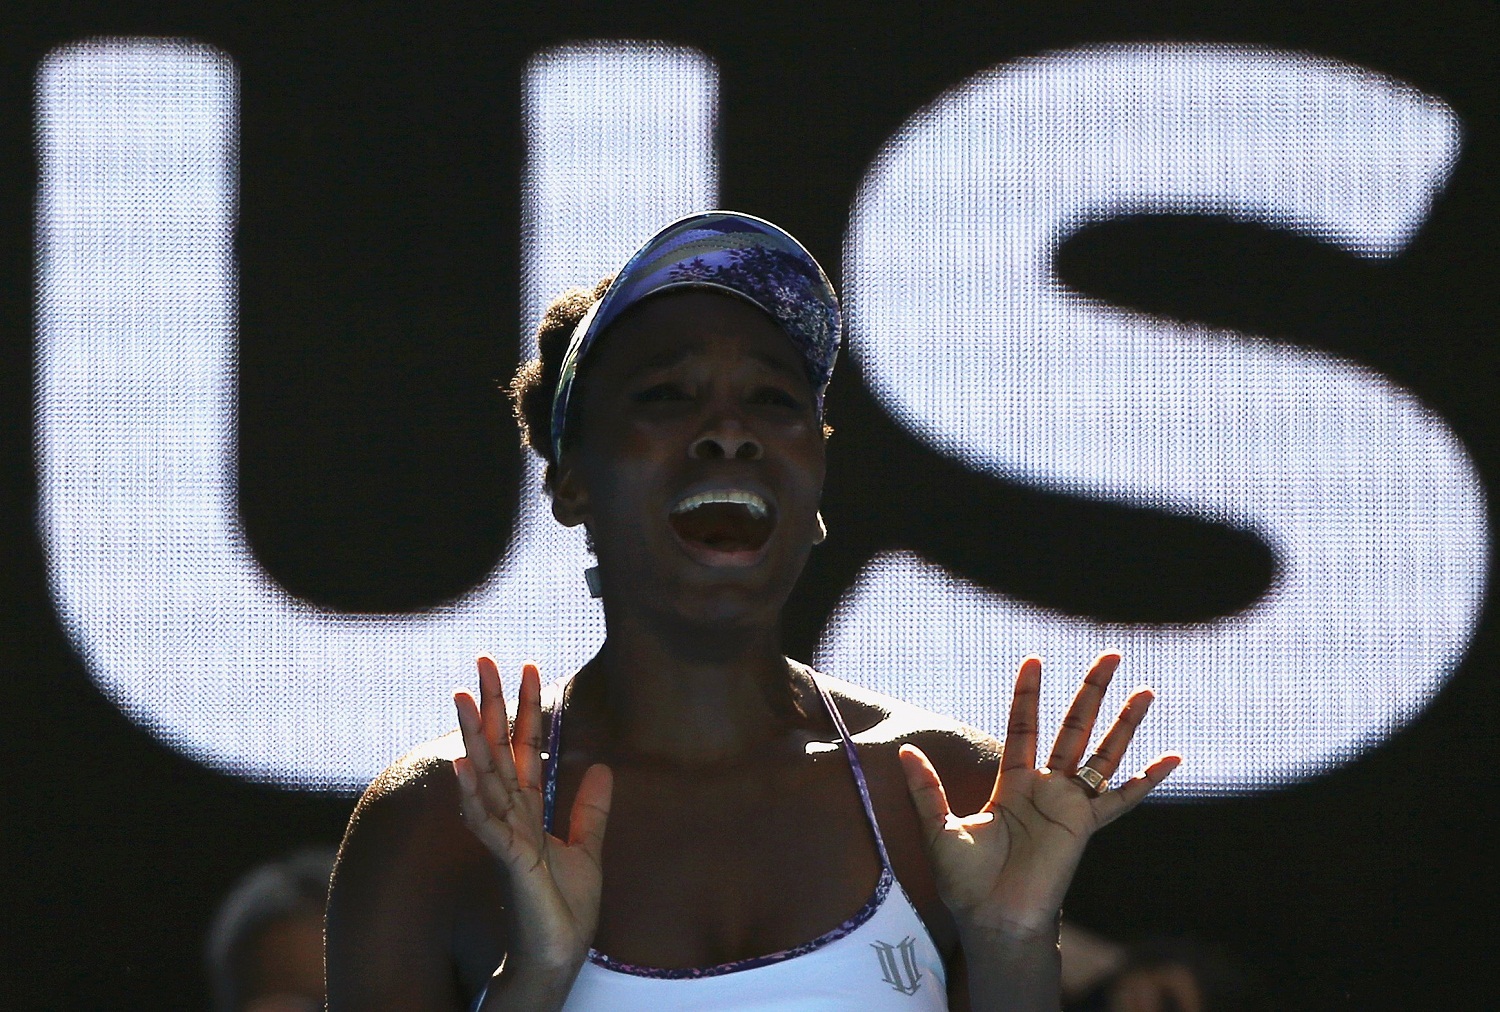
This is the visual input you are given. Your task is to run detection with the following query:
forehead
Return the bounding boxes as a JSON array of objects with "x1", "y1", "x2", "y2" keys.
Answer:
[{"x1": 589, "y1": 288, "x2": 808, "y2": 379}]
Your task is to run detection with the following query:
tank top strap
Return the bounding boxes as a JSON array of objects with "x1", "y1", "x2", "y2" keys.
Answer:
[
  {"x1": 542, "y1": 680, "x2": 566, "y2": 837},
  {"x1": 541, "y1": 668, "x2": 893, "y2": 875},
  {"x1": 807, "y1": 673, "x2": 896, "y2": 873}
]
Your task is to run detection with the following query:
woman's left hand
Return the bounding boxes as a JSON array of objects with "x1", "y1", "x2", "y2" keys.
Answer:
[{"x1": 899, "y1": 653, "x2": 1180, "y2": 938}]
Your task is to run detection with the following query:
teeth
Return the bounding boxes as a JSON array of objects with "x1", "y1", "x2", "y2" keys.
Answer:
[{"x1": 671, "y1": 489, "x2": 769, "y2": 520}]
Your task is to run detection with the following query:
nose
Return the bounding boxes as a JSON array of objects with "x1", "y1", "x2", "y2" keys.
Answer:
[{"x1": 690, "y1": 422, "x2": 762, "y2": 461}]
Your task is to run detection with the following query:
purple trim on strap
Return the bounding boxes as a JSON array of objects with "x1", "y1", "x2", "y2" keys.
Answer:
[
  {"x1": 542, "y1": 680, "x2": 565, "y2": 837},
  {"x1": 539, "y1": 668, "x2": 897, "y2": 980},
  {"x1": 810, "y1": 674, "x2": 896, "y2": 873}
]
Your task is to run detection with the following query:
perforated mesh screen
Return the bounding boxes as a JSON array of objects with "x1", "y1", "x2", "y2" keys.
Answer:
[
  {"x1": 35, "y1": 38, "x2": 716, "y2": 790},
  {"x1": 821, "y1": 47, "x2": 1486, "y2": 795},
  {"x1": 34, "y1": 39, "x2": 1487, "y2": 795}
]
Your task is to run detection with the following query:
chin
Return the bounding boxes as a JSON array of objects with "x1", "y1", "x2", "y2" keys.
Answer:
[{"x1": 654, "y1": 547, "x2": 807, "y2": 629}]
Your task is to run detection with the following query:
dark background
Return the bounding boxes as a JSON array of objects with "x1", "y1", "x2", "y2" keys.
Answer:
[{"x1": 2, "y1": 1, "x2": 1495, "y2": 1006}]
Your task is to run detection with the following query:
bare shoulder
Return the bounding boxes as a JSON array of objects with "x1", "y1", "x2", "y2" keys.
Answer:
[
  {"x1": 815, "y1": 671, "x2": 1001, "y2": 757},
  {"x1": 327, "y1": 732, "x2": 495, "y2": 1007},
  {"x1": 343, "y1": 731, "x2": 467, "y2": 845},
  {"x1": 331, "y1": 735, "x2": 469, "y2": 928},
  {"x1": 814, "y1": 671, "x2": 1002, "y2": 810},
  {"x1": 333, "y1": 728, "x2": 503, "y2": 899}
]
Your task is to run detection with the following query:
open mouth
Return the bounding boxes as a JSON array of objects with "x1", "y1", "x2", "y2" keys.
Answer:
[{"x1": 668, "y1": 489, "x2": 776, "y2": 561}]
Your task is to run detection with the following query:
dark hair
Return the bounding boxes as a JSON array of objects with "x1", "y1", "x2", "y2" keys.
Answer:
[
  {"x1": 508, "y1": 276, "x2": 613, "y2": 490},
  {"x1": 204, "y1": 847, "x2": 336, "y2": 1012}
]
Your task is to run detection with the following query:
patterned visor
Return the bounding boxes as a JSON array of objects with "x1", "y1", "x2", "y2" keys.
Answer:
[{"x1": 548, "y1": 211, "x2": 842, "y2": 463}]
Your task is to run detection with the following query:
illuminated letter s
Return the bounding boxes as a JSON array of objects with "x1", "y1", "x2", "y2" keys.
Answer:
[{"x1": 822, "y1": 45, "x2": 1488, "y2": 795}]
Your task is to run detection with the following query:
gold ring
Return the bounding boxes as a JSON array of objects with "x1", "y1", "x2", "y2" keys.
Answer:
[{"x1": 1073, "y1": 764, "x2": 1109, "y2": 796}]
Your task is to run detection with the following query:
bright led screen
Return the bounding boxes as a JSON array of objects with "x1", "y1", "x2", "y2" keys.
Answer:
[
  {"x1": 821, "y1": 46, "x2": 1488, "y2": 795},
  {"x1": 35, "y1": 38, "x2": 715, "y2": 790},
  {"x1": 34, "y1": 38, "x2": 1488, "y2": 794}
]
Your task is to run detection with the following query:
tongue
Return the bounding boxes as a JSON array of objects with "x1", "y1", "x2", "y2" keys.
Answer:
[{"x1": 670, "y1": 502, "x2": 771, "y2": 552}]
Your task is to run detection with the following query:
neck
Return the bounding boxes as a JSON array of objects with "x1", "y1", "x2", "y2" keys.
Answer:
[{"x1": 573, "y1": 612, "x2": 804, "y2": 765}]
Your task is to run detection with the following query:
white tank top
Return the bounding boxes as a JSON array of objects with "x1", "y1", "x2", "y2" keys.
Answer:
[{"x1": 527, "y1": 670, "x2": 950, "y2": 1011}]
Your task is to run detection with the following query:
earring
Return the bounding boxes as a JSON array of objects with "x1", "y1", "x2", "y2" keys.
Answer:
[
  {"x1": 584, "y1": 565, "x2": 603, "y2": 598},
  {"x1": 813, "y1": 511, "x2": 828, "y2": 545}
]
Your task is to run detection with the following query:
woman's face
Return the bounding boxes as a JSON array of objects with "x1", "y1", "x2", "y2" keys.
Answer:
[{"x1": 554, "y1": 288, "x2": 827, "y2": 629}]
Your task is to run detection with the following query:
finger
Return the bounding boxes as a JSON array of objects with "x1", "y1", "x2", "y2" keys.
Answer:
[
  {"x1": 1000, "y1": 656, "x2": 1043, "y2": 774},
  {"x1": 476, "y1": 655, "x2": 506, "y2": 747},
  {"x1": 898, "y1": 744, "x2": 953, "y2": 849},
  {"x1": 453, "y1": 690, "x2": 495, "y2": 774},
  {"x1": 1080, "y1": 686, "x2": 1155, "y2": 779},
  {"x1": 453, "y1": 756, "x2": 516, "y2": 855},
  {"x1": 567, "y1": 762, "x2": 614, "y2": 866},
  {"x1": 512, "y1": 662, "x2": 545, "y2": 794},
  {"x1": 1046, "y1": 651, "x2": 1119, "y2": 774},
  {"x1": 475, "y1": 656, "x2": 520, "y2": 792},
  {"x1": 456, "y1": 696, "x2": 523, "y2": 821},
  {"x1": 454, "y1": 756, "x2": 490, "y2": 824},
  {"x1": 1092, "y1": 754, "x2": 1181, "y2": 828},
  {"x1": 455, "y1": 689, "x2": 522, "y2": 826}
]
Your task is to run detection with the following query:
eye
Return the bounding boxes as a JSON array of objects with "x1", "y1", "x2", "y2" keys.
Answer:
[
  {"x1": 750, "y1": 386, "x2": 804, "y2": 410},
  {"x1": 632, "y1": 382, "x2": 691, "y2": 404}
]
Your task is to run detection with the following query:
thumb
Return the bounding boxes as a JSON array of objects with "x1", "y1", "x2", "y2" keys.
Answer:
[
  {"x1": 567, "y1": 762, "x2": 614, "y2": 864},
  {"x1": 898, "y1": 744, "x2": 952, "y2": 850}
]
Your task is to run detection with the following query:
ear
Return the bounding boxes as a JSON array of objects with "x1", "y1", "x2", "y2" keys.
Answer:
[{"x1": 551, "y1": 460, "x2": 591, "y2": 528}]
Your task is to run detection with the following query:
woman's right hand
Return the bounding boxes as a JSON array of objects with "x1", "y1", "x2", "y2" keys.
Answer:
[{"x1": 453, "y1": 657, "x2": 613, "y2": 991}]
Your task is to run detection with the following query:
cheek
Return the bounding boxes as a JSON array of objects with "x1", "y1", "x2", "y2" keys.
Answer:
[
  {"x1": 780, "y1": 446, "x2": 828, "y2": 521},
  {"x1": 577, "y1": 438, "x2": 672, "y2": 529},
  {"x1": 792, "y1": 434, "x2": 828, "y2": 492},
  {"x1": 583, "y1": 396, "x2": 687, "y2": 458}
]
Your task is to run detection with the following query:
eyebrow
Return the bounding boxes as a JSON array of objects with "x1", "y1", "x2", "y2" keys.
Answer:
[
  {"x1": 748, "y1": 350, "x2": 804, "y2": 381},
  {"x1": 626, "y1": 347, "x2": 693, "y2": 377},
  {"x1": 625, "y1": 346, "x2": 804, "y2": 381}
]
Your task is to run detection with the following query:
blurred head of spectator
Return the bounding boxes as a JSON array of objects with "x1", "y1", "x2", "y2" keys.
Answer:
[{"x1": 206, "y1": 847, "x2": 335, "y2": 1012}]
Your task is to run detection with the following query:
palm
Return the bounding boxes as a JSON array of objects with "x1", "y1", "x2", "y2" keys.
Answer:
[
  {"x1": 471, "y1": 763, "x2": 602, "y2": 951},
  {"x1": 900, "y1": 654, "x2": 1179, "y2": 934},
  {"x1": 453, "y1": 658, "x2": 613, "y2": 963}
]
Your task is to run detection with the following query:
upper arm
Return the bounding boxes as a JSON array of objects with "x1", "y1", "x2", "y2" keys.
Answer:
[{"x1": 326, "y1": 756, "x2": 484, "y2": 1011}]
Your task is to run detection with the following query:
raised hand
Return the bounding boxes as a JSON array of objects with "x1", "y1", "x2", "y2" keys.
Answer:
[
  {"x1": 899, "y1": 653, "x2": 1179, "y2": 938},
  {"x1": 453, "y1": 658, "x2": 613, "y2": 980}
]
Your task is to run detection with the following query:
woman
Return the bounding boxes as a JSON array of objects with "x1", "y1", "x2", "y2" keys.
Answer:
[{"x1": 326, "y1": 212, "x2": 1180, "y2": 1010}]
